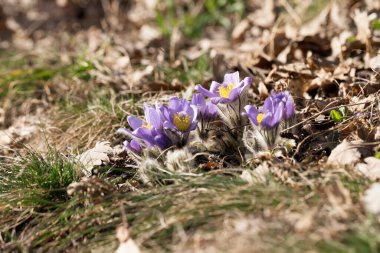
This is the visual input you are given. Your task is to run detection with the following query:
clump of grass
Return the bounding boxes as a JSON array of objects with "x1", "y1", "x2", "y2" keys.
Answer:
[
  {"x1": 0, "y1": 147, "x2": 81, "y2": 250},
  {"x1": 0, "y1": 147, "x2": 80, "y2": 206}
]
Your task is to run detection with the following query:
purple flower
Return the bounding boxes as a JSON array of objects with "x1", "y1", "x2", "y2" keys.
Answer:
[
  {"x1": 158, "y1": 97, "x2": 198, "y2": 147},
  {"x1": 191, "y1": 93, "x2": 218, "y2": 121},
  {"x1": 161, "y1": 97, "x2": 198, "y2": 133},
  {"x1": 195, "y1": 71, "x2": 252, "y2": 104},
  {"x1": 244, "y1": 91, "x2": 295, "y2": 129},
  {"x1": 270, "y1": 91, "x2": 295, "y2": 120},
  {"x1": 118, "y1": 103, "x2": 172, "y2": 151}
]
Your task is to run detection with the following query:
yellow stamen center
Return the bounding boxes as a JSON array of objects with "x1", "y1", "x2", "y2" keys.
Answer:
[
  {"x1": 257, "y1": 113, "x2": 264, "y2": 124},
  {"x1": 218, "y1": 84, "x2": 235, "y2": 98},
  {"x1": 143, "y1": 121, "x2": 151, "y2": 129},
  {"x1": 173, "y1": 113, "x2": 191, "y2": 132}
]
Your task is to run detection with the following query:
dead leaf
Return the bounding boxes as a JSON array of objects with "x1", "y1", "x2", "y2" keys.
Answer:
[
  {"x1": 0, "y1": 116, "x2": 39, "y2": 147},
  {"x1": 327, "y1": 139, "x2": 361, "y2": 166},
  {"x1": 248, "y1": 0, "x2": 275, "y2": 28},
  {"x1": 232, "y1": 19, "x2": 250, "y2": 42},
  {"x1": 363, "y1": 183, "x2": 380, "y2": 215},
  {"x1": 298, "y1": 5, "x2": 330, "y2": 37},
  {"x1": 352, "y1": 9, "x2": 377, "y2": 43},
  {"x1": 78, "y1": 141, "x2": 114, "y2": 176},
  {"x1": 116, "y1": 225, "x2": 142, "y2": 253},
  {"x1": 356, "y1": 157, "x2": 380, "y2": 180},
  {"x1": 375, "y1": 125, "x2": 380, "y2": 141}
]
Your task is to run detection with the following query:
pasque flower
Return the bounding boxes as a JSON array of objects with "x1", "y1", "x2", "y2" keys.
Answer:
[
  {"x1": 117, "y1": 103, "x2": 171, "y2": 153},
  {"x1": 195, "y1": 71, "x2": 252, "y2": 104},
  {"x1": 191, "y1": 93, "x2": 217, "y2": 121},
  {"x1": 245, "y1": 91, "x2": 295, "y2": 129},
  {"x1": 155, "y1": 97, "x2": 198, "y2": 147},
  {"x1": 191, "y1": 93, "x2": 217, "y2": 139},
  {"x1": 244, "y1": 91, "x2": 295, "y2": 150}
]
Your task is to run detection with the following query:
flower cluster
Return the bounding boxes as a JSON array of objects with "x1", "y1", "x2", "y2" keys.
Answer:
[
  {"x1": 119, "y1": 71, "x2": 295, "y2": 158},
  {"x1": 244, "y1": 91, "x2": 295, "y2": 150},
  {"x1": 118, "y1": 96, "x2": 214, "y2": 155}
]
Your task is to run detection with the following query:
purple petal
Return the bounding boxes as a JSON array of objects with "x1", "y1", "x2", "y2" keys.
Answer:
[
  {"x1": 127, "y1": 116, "x2": 143, "y2": 130},
  {"x1": 190, "y1": 105, "x2": 198, "y2": 123},
  {"x1": 134, "y1": 128, "x2": 154, "y2": 144},
  {"x1": 284, "y1": 95, "x2": 295, "y2": 119},
  {"x1": 260, "y1": 113, "x2": 273, "y2": 128},
  {"x1": 236, "y1": 76, "x2": 252, "y2": 90},
  {"x1": 210, "y1": 81, "x2": 221, "y2": 94},
  {"x1": 273, "y1": 102, "x2": 285, "y2": 124},
  {"x1": 125, "y1": 139, "x2": 143, "y2": 154},
  {"x1": 163, "y1": 121, "x2": 176, "y2": 131},
  {"x1": 244, "y1": 105, "x2": 260, "y2": 125},
  {"x1": 228, "y1": 87, "x2": 240, "y2": 102},
  {"x1": 191, "y1": 93, "x2": 206, "y2": 108},
  {"x1": 262, "y1": 96, "x2": 275, "y2": 114},
  {"x1": 147, "y1": 107, "x2": 162, "y2": 129},
  {"x1": 262, "y1": 103, "x2": 284, "y2": 128},
  {"x1": 191, "y1": 94, "x2": 206, "y2": 117},
  {"x1": 189, "y1": 121, "x2": 197, "y2": 131},
  {"x1": 154, "y1": 133, "x2": 171, "y2": 149},
  {"x1": 211, "y1": 97, "x2": 229, "y2": 104},
  {"x1": 185, "y1": 105, "x2": 195, "y2": 120},
  {"x1": 168, "y1": 97, "x2": 181, "y2": 111},
  {"x1": 159, "y1": 104, "x2": 170, "y2": 121},
  {"x1": 223, "y1": 71, "x2": 240, "y2": 85},
  {"x1": 205, "y1": 102, "x2": 218, "y2": 119},
  {"x1": 195, "y1": 84, "x2": 217, "y2": 98}
]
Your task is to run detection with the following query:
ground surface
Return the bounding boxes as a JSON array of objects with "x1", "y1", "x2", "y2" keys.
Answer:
[{"x1": 0, "y1": 1, "x2": 380, "y2": 252}]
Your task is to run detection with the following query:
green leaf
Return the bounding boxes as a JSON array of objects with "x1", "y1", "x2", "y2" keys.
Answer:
[
  {"x1": 372, "y1": 20, "x2": 380, "y2": 30},
  {"x1": 330, "y1": 109, "x2": 343, "y2": 123},
  {"x1": 375, "y1": 152, "x2": 380, "y2": 159},
  {"x1": 346, "y1": 36, "x2": 357, "y2": 43}
]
